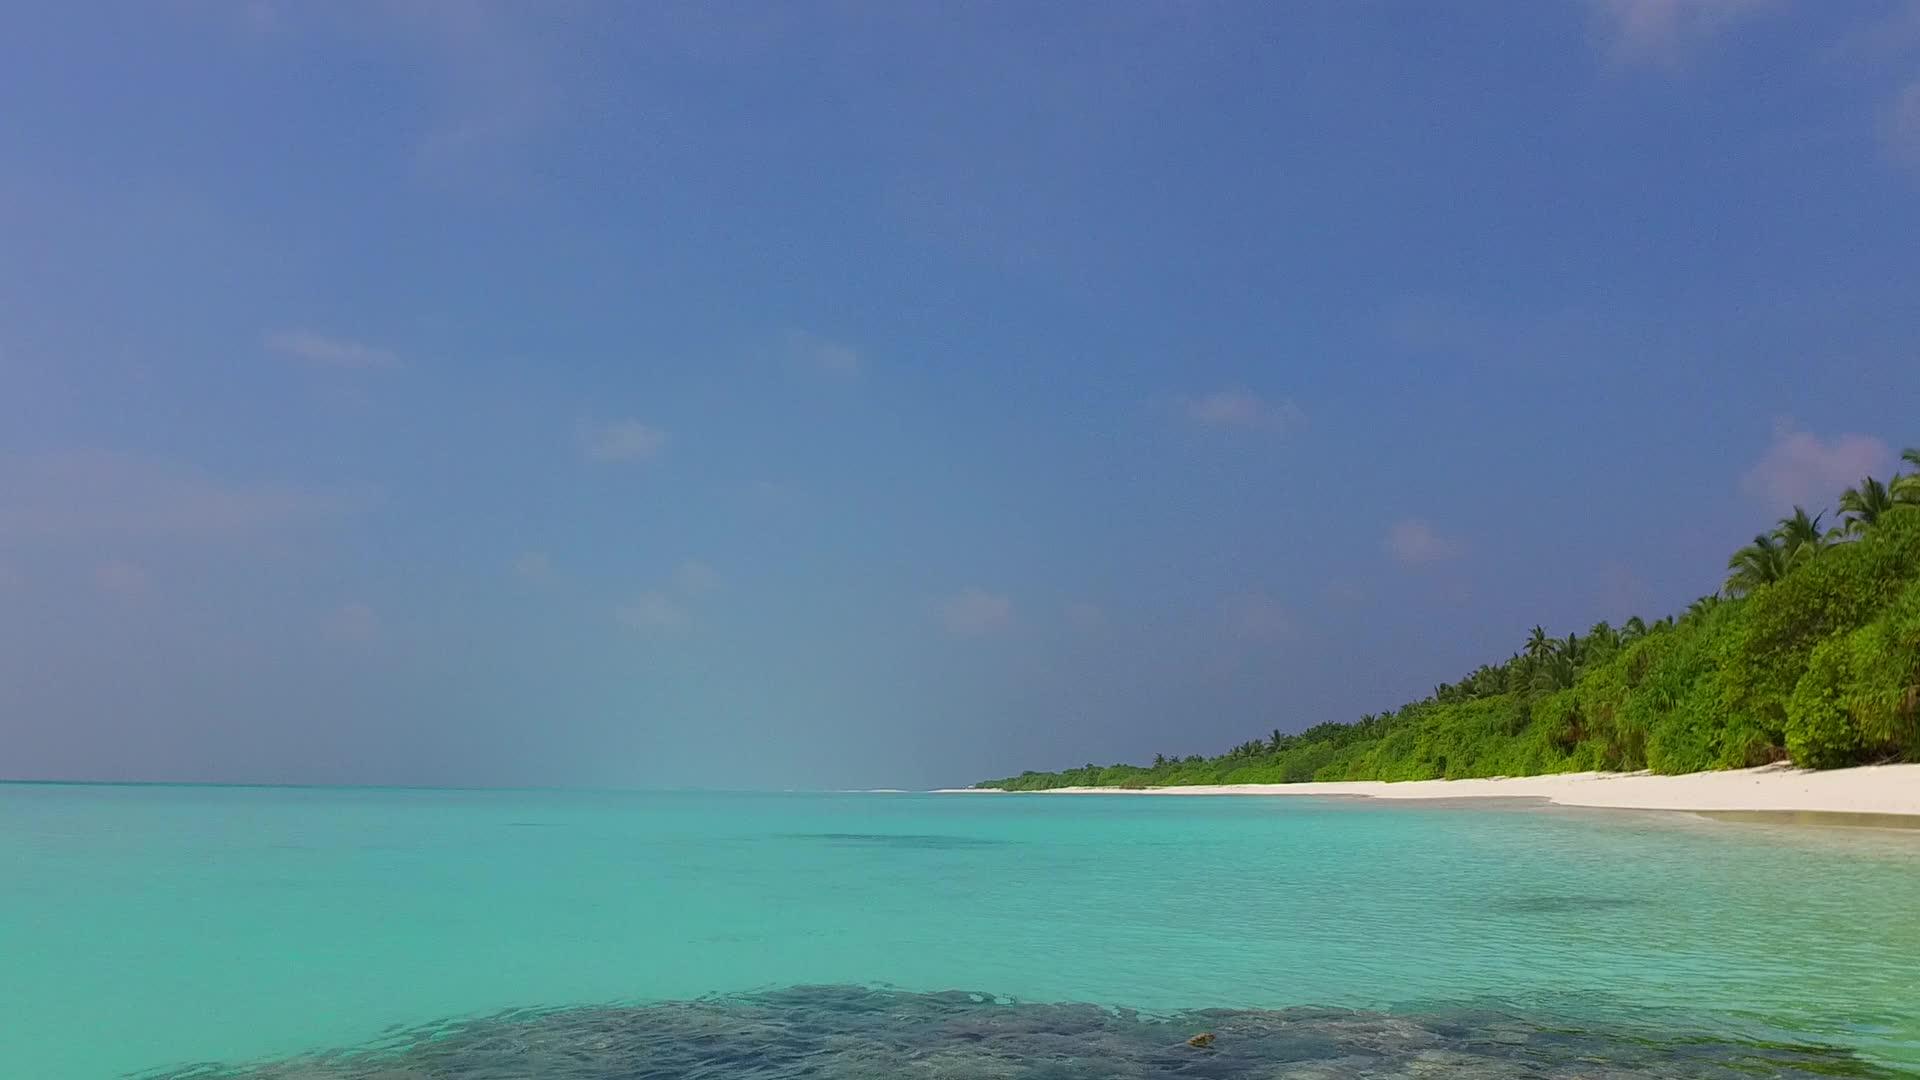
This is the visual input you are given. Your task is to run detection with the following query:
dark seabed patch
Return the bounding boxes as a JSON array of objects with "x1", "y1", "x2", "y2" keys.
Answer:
[
  {"x1": 779, "y1": 832, "x2": 1002, "y2": 849},
  {"x1": 140, "y1": 985, "x2": 1896, "y2": 1079}
]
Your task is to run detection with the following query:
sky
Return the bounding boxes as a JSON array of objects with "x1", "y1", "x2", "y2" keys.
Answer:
[{"x1": 2, "y1": 1, "x2": 1919, "y2": 790}]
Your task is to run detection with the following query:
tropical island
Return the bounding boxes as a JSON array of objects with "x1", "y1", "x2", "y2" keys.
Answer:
[{"x1": 978, "y1": 449, "x2": 1920, "y2": 793}]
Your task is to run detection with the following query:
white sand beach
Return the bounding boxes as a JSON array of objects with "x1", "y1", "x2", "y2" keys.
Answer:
[{"x1": 947, "y1": 763, "x2": 1920, "y2": 818}]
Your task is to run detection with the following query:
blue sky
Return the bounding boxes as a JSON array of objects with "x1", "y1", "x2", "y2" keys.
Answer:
[{"x1": 2, "y1": 1, "x2": 1918, "y2": 789}]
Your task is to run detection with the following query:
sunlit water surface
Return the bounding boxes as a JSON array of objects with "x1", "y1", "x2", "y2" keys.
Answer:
[{"x1": 2, "y1": 785, "x2": 1916, "y2": 1077}]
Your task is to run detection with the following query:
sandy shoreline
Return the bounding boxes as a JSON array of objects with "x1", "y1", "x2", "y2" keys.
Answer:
[{"x1": 939, "y1": 762, "x2": 1920, "y2": 818}]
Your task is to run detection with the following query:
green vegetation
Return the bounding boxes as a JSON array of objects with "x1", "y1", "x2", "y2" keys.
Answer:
[{"x1": 980, "y1": 450, "x2": 1920, "y2": 791}]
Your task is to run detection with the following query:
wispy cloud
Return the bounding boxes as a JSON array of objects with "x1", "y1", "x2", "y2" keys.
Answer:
[
  {"x1": 322, "y1": 595, "x2": 378, "y2": 638},
  {"x1": 513, "y1": 551, "x2": 553, "y2": 582},
  {"x1": 1323, "y1": 579, "x2": 1368, "y2": 607},
  {"x1": 1596, "y1": 562, "x2": 1655, "y2": 621},
  {"x1": 938, "y1": 587, "x2": 1012, "y2": 636},
  {"x1": 1589, "y1": 0, "x2": 1775, "y2": 67},
  {"x1": 321, "y1": 601, "x2": 380, "y2": 644},
  {"x1": 616, "y1": 592, "x2": 688, "y2": 634},
  {"x1": 1221, "y1": 592, "x2": 1294, "y2": 640},
  {"x1": 1065, "y1": 601, "x2": 1105, "y2": 631},
  {"x1": 786, "y1": 330, "x2": 862, "y2": 377},
  {"x1": 0, "y1": 450, "x2": 363, "y2": 539},
  {"x1": 674, "y1": 559, "x2": 721, "y2": 594},
  {"x1": 578, "y1": 419, "x2": 668, "y2": 463},
  {"x1": 415, "y1": 102, "x2": 542, "y2": 182},
  {"x1": 1181, "y1": 390, "x2": 1303, "y2": 432},
  {"x1": 393, "y1": 2, "x2": 554, "y2": 188},
  {"x1": 1739, "y1": 423, "x2": 1891, "y2": 510},
  {"x1": 745, "y1": 479, "x2": 806, "y2": 510},
  {"x1": 1885, "y1": 79, "x2": 1920, "y2": 170},
  {"x1": 94, "y1": 559, "x2": 151, "y2": 596},
  {"x1": 612, "y1": 561, "x2": 720, "y2": 635},
  {"x1": 1384, "y1": 295, "x2": 1610, "y2": 368},
  {"x1": 1822, "y1": 5, "x2": 1920, "y2": 172},
  {"x1": 265, "y1": 329, "x2": 398, "y2": 370},
  {"x1": 1385, "y1": 519, "x2": 1464, "y2": 565},
  {"x1": 240, "y1": 1, "x2": 280, "y2": 36},
  {"x1": 1824, "y1": 0, "x2": 1920, "y2": 66}
]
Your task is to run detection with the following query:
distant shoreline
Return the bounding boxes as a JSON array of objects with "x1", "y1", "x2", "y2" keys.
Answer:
[{"x1": 938, "y1": 762, "x2": 1920, "y2": 820}]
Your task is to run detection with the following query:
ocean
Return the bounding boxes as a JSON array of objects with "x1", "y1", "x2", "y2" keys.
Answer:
[{"x1": 2, "y1": 784, "x2": 1916, "y2": 1077}]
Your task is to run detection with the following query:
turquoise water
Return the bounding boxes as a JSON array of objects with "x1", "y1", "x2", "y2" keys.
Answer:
[{"x1": 2, "y1": 784, "x2": 1917, "y2": 1078}]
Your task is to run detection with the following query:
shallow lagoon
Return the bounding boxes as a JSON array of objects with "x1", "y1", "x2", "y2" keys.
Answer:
[{"x1": 2, "y1": 785, "x2": 1915, "y2": 1077}]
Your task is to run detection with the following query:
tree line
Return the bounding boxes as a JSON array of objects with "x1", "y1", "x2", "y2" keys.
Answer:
[{"x1": 980, "y1": 447, "x2": 1920, "y2": 790}]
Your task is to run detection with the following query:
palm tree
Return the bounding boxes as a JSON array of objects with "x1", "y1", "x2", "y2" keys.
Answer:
[
  {"x1": 1772, "y1": 506, "x2": 1829, "y2": 567},
  {"x1": 1839, "y1": 476, "x2": 1897, "y2": 535},
  {"x1": 1559, "y1": 633, "x2": 1583, "y2": 663},
  {"x1": 1525, "y1": 625, "x2": 1553, "y2": 661},
  {"x1": 1685, "y1": 594, "x2": 1722, "y2": 622},
  {"x1": 1895, "y1": 448, "x2": 1920, "y2": 505},
  {"x1": 1621, "y1": 615, "x2": 1649, "y2": 643},
  {"x1": 1531, "y1": 651, "x2": 1578, "y2": 692},
  {"x1": 1724, "y1": 532, "x2": 1787, "y2": 597}
]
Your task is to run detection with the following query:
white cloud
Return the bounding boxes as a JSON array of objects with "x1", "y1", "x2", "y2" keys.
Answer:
[
  {"x1": 1590, "y1": 0, "x2": 1775, "y2": 66},
  {"x1": 1221, "y1": 592, "x2": 1294, "y2": 640},
  {"x1": 1386, "y1": 519, "x2": 1464, "y2": 565},
  {"x1": 514, "y1": 551, "x2": 553, "y2": 581},
  {"x1": 579, "y1": 419, "x2": 668, "y2": 463},
  {"x1": 786, "y1": 330, "x2": 862, "y2": 377},
  {"x1": 674, "y1": 559, "x2": 721, "y2": 594},
  {"x1": 938, "y1": 588, "x2": 1012, "y2": 636},
  {"x1": 616, "y1": 592, "x2": 688, "y2": 634},
  {"x1": 95, "y1": 559, "x2": 151, "y2": 596},
  {"x1": 265, "y1": 329, "x2": 398, "y2": 369},
  {"x1": 322, "y1": 601, "x2": 380, "y2": 643},
  {"x1": 0, "y1": 450, "x2": 362, "y2": 539},
  {"x1": 1181, "y1": 390, "x2": 1303, "y2": 431},
  {"x1": 1739, "y1": 423, "x2": 1891, "y2": 510}
]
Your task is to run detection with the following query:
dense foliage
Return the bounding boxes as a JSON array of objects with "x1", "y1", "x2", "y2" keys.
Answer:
[{"x1": 980, "y1": 450, "x2": 1920, "y2": 790}]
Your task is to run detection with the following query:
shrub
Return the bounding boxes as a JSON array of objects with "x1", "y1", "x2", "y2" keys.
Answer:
[{"x1": 1786, "y1": 637, "x2": 1862, "y2": 768}]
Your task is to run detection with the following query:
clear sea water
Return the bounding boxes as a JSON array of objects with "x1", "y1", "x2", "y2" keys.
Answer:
[{"x1": 2, "y1": 784, "x2": 1917, "y2": 1078}]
